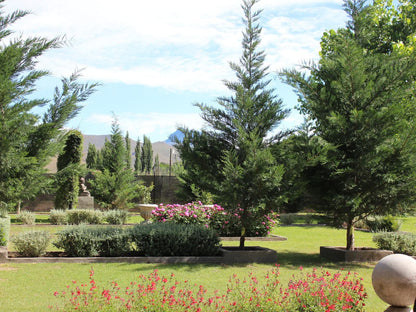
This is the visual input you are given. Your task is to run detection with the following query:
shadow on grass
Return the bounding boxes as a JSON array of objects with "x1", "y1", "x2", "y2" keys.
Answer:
[{"x1": 121, "y1": 249, "x2": 374, "y2": 274}]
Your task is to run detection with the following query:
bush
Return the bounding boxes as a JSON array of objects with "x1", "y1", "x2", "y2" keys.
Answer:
[
  {"x1": 49, "y1": 209, "x2": 68, "y2": 225},
  {"x1": 53, "y1": 267, "x2": 367, "y2": 311},
  {"x1": 0, "y1": 216, "x2": 10, "y2": 246},
  {"x1": 279, "y1": 213, "x2": 298, "y2": 225},
  {"x1": 11, "y1": 231, "x2": 51, "y2": 257},
  {"x1": 66, "y1": 209, "x2": 103, "y2": 225},
  {"x1": 104, "y1": 210, "x2": 128, "y2": 225},
  {"x1": 129, "y1": 222, "x2": 221, "y2": 257},
  {"x1": 16, "y1": 210, "x2": 36, "y2": 225},
  {"x1": 152, "y1": 203, "x2": 278, "y2": 237},
  {"x1": 365, "y1": 215, "x2": 402, "y2": 232},
  {"x1": 373, "y1": 232, "x2": 416, "y2": 256},
  {"x1": 54, "y1": 225, "x2": 130, "y2": 257}
]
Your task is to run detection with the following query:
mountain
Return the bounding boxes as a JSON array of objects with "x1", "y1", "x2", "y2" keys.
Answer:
[
  {"x1": 165, "y1": 129, "x2": 184, "y2": 145},
  {"x1": 45, "y1": 134, "x2": 179, "y2": 173}
]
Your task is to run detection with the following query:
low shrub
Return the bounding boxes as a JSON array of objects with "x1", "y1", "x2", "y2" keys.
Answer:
[
  {"x1": 52, "y1": 267, "x2": 367, "y2": 311},
  {"x1": 0, "y1": 216, "x2": 10, "y2": 246},
  {"x1": 128, "y1": 222, "x2": 221, "y2": 256},
  {"x1": 49, "y1": 209, "x2": 68, "y2": 225},
  {"x1": 104, "y1": 209, "x2": 128, "y2": 225},
  {"x1": 279, "y1": 213, "x2": 298, "y2": 225},
  {"x1": 66, "y1": 209, "x2": 103, "y2": 225},
  {"x1": 373, "y1": 232, "x2": 416, "y2": 256},
  {"x1": 54, "y1": 225, "x2": 130, "y2": 257},
  {"x1": 11, "y1": 231, "x2": 51, "y2": 257},
  {"x1": 16, "y1": 210, "x2": 36, "y2": 225},
  {"x1": 365, "y1": 215, "x2": 402, "y2": 232}
]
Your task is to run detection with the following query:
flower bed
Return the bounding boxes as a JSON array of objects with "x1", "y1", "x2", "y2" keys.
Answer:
[
  {"x1": 152, "y1": 202, "x2": 279, "y2": 237},
  {"x1": 50, "y1": 266, "x2": 367, "y2": 311}
]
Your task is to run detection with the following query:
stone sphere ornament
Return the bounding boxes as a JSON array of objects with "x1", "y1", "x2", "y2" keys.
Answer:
[{"x1": 372, "y1": 254, "x2": 416, "y2": 308}]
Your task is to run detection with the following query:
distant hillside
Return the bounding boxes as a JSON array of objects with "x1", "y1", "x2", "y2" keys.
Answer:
[{"x1": 46, "y1": 134, "x2": 179, "y2": 173}]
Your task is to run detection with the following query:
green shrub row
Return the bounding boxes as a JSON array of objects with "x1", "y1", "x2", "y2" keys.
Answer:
[
  {"x1": 49, "y1": 209, "x2": 128, "y2": 225},
  {"x1": 16, "y1": 211, "x2": 36, "y2": 225},
  {"x1": 52, "y1": 223, "x2": 220, "y2": 257},
  {"x1": 0, "y1": 216, "x2": 10, "y2": 246},
  {"x1": 373, "y1": 232, "x2": 416, "y2": 256}
]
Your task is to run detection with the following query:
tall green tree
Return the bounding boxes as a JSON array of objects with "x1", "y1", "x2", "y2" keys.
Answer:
[
  {"x1": 125, "y1": 131, "x2": 132, "y2": 170},
  {"x1": 176, "y1": 0, "x2": 287, "y2": 248},
  {"x1": 281, "y1": 0, "x2": 416, "y2": 250},
  {"x1": 86, "y1": 143, "x2": 98, "y2": 169},
  {"x1": 134, "y1": 138, "x2": 142, "y2": 175},
  {"x1": 0, "y1": 3, "x2": 98, "y2": 211},
  {"x1": 55, "y1": 130, "x2": 83, "y2": 209},
  {"x1": 141, "y1": 135, "x2": 153, "y2": 174}
]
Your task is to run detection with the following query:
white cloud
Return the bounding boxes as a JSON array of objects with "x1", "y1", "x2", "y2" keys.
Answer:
[
  {"x1": 87, "y1": 112, "x2": 204, "y2": 142},
  {"x1": 5, "y1": 0, "x2": 346, "y2": 93}
]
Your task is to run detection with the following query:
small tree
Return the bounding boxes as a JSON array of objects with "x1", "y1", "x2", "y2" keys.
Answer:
[
  {"x1": 134, "y1": 138, "x2": 142, "y2": 175},
  {"x1": 55, "y1": 130, "x2": 83, "y2": 209},
  {"x1": 141, "y1": 135, "x2": 153, "y2": 174},
  {"x1": 86, "y1": 143, "x2": 98, "y2": 169},
  {"x1": 125, "y1": 131, "x2": 132, "y2": 170}
]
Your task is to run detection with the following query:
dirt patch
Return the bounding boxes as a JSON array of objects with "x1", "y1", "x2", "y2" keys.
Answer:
[{"x1": 0, "y1": 265, "x2": 17, "y2": 271}]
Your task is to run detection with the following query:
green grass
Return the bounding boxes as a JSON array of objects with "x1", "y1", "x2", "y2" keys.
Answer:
[{"x1": 1, "y1": 216, "x2": 416, "y2": 311}]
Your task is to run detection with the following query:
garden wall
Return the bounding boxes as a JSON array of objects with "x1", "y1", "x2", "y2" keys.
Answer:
[{"x1": 22, "y1": 175, "x2": 181, "y2": 212}]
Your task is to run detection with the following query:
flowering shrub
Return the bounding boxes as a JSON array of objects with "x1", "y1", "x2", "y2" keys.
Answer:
[
  {"x1": 152, "y1": 202, "x2": 278, "y2": 237},
  {"x1": 51, "y1": 266, "x2": 367, "y2": 311}
]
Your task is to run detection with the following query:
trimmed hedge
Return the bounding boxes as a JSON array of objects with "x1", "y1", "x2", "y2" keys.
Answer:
[
  {"x1": 49, "y1": 209, "x2": 68, "y2": 225},
  {"x1": 66, "y1": 209, "x2": 103, "y2": 225},
  {"x1": 104, "y1": 209, "x2": 128, "y2": 225},
  {"x1": 0, "y1": 216, "x2": 10, "y2": 246},
  {"x1": 373, "y1": 232, "x2": 416, "y2": 256},
  {"x1": 54, "y1": 225, "x2": 130, "y2": 257},
  {"x1": 11, "y1": 231, "x2": 51, "y2": 257},
  {"x1": 129, "y1": 222, "x2": 221, "y2": 257},
  {"x1": 16, "y1": 210, "x2": 36, "y2": 225}
]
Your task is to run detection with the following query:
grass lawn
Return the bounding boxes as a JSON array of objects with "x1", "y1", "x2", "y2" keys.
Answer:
[{"x1": 1, "y1": 216, "x2": 415, "y2": 311}]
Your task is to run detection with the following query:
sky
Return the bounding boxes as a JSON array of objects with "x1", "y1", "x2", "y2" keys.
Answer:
[{"x1": 4, "y1": 0, "x2": 347, "y2": 142}]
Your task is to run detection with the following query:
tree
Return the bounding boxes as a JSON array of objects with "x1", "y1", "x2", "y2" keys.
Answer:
[
  {"x1": 86, "y1": 143, "x2": 98, "y2": 169},
  {"x1": 55, "y1": 130, "x2": 83, "y2": 209},
  {"x1": 141, "y1": 135, "x2": 153, "y2": 174},
  {"x1": 0, "y1": 2, "x2": 98, "y2": 211},
  {"x1": 281, "y1": 0, "x2": 416, "y2": 250},
  {"x1": 176, "y1": 0, "x2": 287, "y2": 248},
  {"x1": 134, "y1": 137, "x2": 142, "y2": 175},
  {"x1": 125, "y1": 131, "x2": 132, "y2": 169},
  {"x1": 90, "y1": 118, "x2": 151, "y2": 209}
]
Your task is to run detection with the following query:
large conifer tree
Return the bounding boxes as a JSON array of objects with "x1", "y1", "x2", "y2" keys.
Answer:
[
  {"x1": 281, "y1": 0, "x2": 416, "y2": 250},
  {"x1": 177, "y1": 0, "x2": 287, "y2": 248},
  {"x1": 0, "y1": 2, "x2": 97, "y2": 210}
]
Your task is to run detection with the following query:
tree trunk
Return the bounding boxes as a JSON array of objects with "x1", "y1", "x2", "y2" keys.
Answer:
[
  {"x1": 17, "y1": 201, "x2": 21, "y2": 214},
  {"x1": 346, "y1": 220, "x2": 355, "y2": 251},
  {"x1": 239, "y1": 227, "x2": 246, "y2": 249}
]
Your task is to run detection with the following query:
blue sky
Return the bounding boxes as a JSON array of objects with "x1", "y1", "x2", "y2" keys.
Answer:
[{"x1": 5, "y1": 0, "x2": 347, "y2": 142}]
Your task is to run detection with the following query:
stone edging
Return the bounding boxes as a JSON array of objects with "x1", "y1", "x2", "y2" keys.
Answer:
[{"x1": 0, "y1": 246, "x2": 278, "y2": 265}]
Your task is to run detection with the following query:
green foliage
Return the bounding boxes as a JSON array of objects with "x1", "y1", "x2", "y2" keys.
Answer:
[
  {"x1": 86, "y1": 143, "x2": 98, "y2": 169},
  {"x1": 49, "y1": 209, "x2": 68, "y2": 225},
  {"x1": 129, "y1": 222, "x2": 221, "y2": 256},
  {"x1": 373, "y1": 232, "x2": 416, "y2": 255},
  {"x1": 54, "y1": 225, "x2": 130, "y2": 257},
  {"x1": 16, "y1": 210, "x2": 36, "y2": 225},
  {"x1": 66, "y1": 209, "x2": 103, "y2": 225},
  {"x1": 364, "y1": 215, "x2": 402, "y2": 232},
  {"x1": 125, "y1": 132, "x2": 131, "y2": 169},
  {"x1": 0, "y1": 3, "x2": 98, "y2": 209},
  {"x1": 0, "y1": 216, "x2": 10, "y2": 246},
  {"x1": 280, "y1": 0, "x2": 416, "y2": 250},
  {"x1": 175, "y1": 0, "x2": 287, "y2": 247},
  {"x1": 11, "y1": 230, "x2": 51, "y2": 257},
  {"x1": 141, "y1": 135, "x2": 153, "y2": 174},
  {"x1": 133, "y1": 138, "x2": 141, "y2": 174},
  {"x1": 104, "y1": 209, "x2": 128, "y2": 225},
  {"x1": 279, "y1": 213, "x2": 298, "y2": 225}
]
